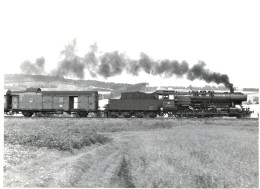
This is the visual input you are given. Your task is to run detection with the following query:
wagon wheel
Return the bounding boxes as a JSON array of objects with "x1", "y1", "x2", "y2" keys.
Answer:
[
  {"x1": 197, "y1": 114, "x2": 204, "y2": 118},
  {"x1": 123, "y1": 114, "x2": 131, "y2": 118},
  {"x1": 175, "y1": 114, "x2": 180, "y2": 118},
  {"x1": 148, "y1": 113, "x2": 157, "y2": 118},
  {"x1": 78, "y1": 112, "x2": 88, "y2": 117},
  {"x1": 167, "y1": 112, "x2": 174, "y2": 117},
  {"x1": 22, "y1": 111, "x2": 33, "y2": 117},
  {"x1": 96, "y1": 111, "x2": 102, "y2": 117},
  {"x1": 6, "y1": 111, "x2": 14, "y2": 115},
  {"x1": 159, "y1": 112, "x2": 165, "y2": 116},
  {"x1": 177, "y1": 113, "x2": 184, "y2": 118},
  {"x1": 111, "y1": 115, "x2": 119, "y2": 118}
]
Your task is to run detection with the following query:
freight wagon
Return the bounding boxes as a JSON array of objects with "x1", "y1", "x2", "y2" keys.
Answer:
[{"x1": 4, "y1": 88, "x2": 98, "y2": 117}]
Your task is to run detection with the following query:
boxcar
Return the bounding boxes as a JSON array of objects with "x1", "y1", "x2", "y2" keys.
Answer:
[{"x1": 5, "y1": 88, "x2": 98, "y2": 117}]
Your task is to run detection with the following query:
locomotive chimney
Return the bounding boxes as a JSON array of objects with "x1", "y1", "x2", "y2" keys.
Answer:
[{"x1": 230, "y1": 88, "x2": 234, "y2": 93}]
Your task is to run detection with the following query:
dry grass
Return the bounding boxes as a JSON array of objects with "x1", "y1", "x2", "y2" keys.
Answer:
[
  {"x1": 4, "y1": 117, "x2": 257, "y2": 132},
  {"x1": 124, "y1": 123, "x2": 258, "y2": 188},
  {"x1": 4, "y1": 117, "x2": 259, "y2": 187},
  {"x1": 4, "y1": 119, "x2": 109, "y2": 151},
  {"x1": 4, "y1": 143, "x2": 50, "y2": 172},
  {"x1": 4, "y1": 118, "x2": 110, "y2": 172}
]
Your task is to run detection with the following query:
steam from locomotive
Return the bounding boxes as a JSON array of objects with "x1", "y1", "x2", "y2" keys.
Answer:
[
  {"x1": 20, "y1": 57, "x2": 46, "y2": 75},
  {"x1": 19, "y1": 40, "x2": 234, "y2": 92}
]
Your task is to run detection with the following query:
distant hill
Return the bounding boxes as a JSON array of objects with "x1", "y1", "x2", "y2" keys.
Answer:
[{"x1": 4, "y1": 74, "x2": 156, "y2": 99}]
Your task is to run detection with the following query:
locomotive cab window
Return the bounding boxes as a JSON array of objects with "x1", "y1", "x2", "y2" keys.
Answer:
[
  {"x1": 164, "y1": 95, "x2": 169, "y2": 100},
  {"x1": 158, "y1": 95, "x2": 163, "y2": 100},
  {"x1": 169, "y1": 95, "x2": 174, "y2": 100}
]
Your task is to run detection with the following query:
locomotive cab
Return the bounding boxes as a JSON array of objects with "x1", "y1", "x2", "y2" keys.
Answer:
[{"x1": 156, "y1": 90, "x2": 177, "y2": 113}]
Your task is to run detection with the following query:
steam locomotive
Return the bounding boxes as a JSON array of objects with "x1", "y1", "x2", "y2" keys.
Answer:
[{"x1": 4, "y1": 88, "x2": 253, "y2": 118}]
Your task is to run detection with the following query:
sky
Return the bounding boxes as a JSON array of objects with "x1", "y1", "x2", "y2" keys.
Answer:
[{"x1": 1, "y1": 0, "x2": 259, "y2": 88}]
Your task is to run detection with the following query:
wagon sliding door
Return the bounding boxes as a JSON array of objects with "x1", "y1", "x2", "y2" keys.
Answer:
[
  {"x1": 69, "y1": 96, "x2": 78, "y2": 110},
  {"x1": 78, "y1": 96, "x2": 89, "y2": 110}
]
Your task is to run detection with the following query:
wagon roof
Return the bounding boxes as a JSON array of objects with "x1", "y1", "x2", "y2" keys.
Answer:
[
  {"x1": 25, "y1": 88, "x2": 41, "y2": 92},
  {"x1": 41, "y1": 91, "x2": 98, "y2": 96},
  {"x1": 4, "y1": 89, "x2": 11, "y2": 95}
]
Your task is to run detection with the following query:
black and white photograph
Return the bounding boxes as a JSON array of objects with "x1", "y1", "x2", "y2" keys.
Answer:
[{"x1": 1, "y1": 0, "x2": 259, "y2": 188}]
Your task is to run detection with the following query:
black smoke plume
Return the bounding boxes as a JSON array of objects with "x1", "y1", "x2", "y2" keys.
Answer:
[
  {"x1": 187, "y1": 61, "x2": 234, "y2": 92},
  {"x1": 153, "y1": 60, "x2": 189, "y2": 77},
  {"x1": 20, "y1": 57, "x2": 45, "y2": 74},
  {"x1": 51, "y1": 39, "x2": 85, "y2": 78},
  {"x1": 126, "y1": 53, "x2": 189, "y2": 78},
  {"x1": 83, "y1": 43, "x2": 98, "y2": 77},
  {"x1": 98, "y1": 51, "x2": 126, "y2": 78},
  {"x1": 49, "y1": 39, "x2": 234, "y2": 92}
]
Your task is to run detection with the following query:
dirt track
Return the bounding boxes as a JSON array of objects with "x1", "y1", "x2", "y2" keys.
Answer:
[{"x1": 4, "y1": 132, "x2": 138, "y2": 188}]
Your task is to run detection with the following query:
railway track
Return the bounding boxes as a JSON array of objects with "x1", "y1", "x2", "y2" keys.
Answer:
[{"x1": 4, "y1": 115, "x2": 258, "y2": 120}]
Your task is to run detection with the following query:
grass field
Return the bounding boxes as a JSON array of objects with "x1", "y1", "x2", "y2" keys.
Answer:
[
  {"x1": 124, "y1": 124, "x2": 258, "y2": 188},
  {"x1": 4, "y1": 117, "x2": 259, "y2": 187}
]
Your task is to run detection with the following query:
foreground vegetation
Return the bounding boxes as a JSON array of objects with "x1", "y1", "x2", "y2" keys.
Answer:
[
  {"x1": 4, "y1": 117, "x2": 258, "y2": 132},
  {"x1": 4, "y1": 118, "x2": 110, "y2": 171},
  {"x1": 4, "y1": 117, "x2": 259, "y2": 187},
  {"x1": 124, "y1": 124, "x2": 258, "y2": 188},
  {"x1": 4, "y1": 120, "x2": 109, "y2": 151}
]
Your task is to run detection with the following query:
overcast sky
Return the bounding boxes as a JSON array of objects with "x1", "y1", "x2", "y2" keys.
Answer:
[{"x1": 1, "y1": 0, "x2": 259, "y2": 88}]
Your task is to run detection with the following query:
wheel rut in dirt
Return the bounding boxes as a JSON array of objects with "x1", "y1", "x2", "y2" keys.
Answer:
[{"x1": 4, "y1": 131, "x2": 138, "y2": 188}]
